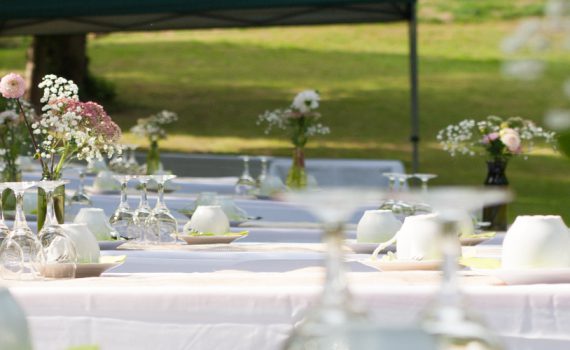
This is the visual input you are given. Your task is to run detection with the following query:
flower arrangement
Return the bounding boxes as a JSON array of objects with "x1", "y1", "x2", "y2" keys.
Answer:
[
  {"x1": 257, "y1": 90, "x2": 330, "y2": 188},
  {"x1": 0, "y1": 73, "x2": 122, "y2": 180},
  {"x1": 437, "y1": 116, "x2": 556, "y2": 161},
  {"x1": 130, "y1": 110, "x2": 178, "y2": 174}
]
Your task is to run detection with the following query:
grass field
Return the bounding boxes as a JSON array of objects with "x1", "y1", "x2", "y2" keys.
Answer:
[{"x1": 1, "y1": 5, "x2": 570, "y2": 221}]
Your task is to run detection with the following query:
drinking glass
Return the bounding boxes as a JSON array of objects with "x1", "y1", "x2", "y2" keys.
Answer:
[
  {"x1": 0, "y1": 183, "x2": 11, "y2": 244},
  {"x1": 132, "y1": 175, "x2": 153, "y2": 243},
  {"x1": 280, "y1": 188, "x2": 385, "y2": 349},
  {"x1": 0, "y1": 182, "x2": 44, "y2": 280},
  {"x1": 398, "y1": 187, "x2": 511, "y2": 350},
  {"x1": 235, "y1": 155, "x2": 256, "y2": 196},
  {"x1": 37, "y1": 180, "x2": 77, "y2": 279},
  {"x1": 256, "y1": 156, "x2": 270, "y2": 187},
  {"x1": 391, "y1": 173, "x2": 415, "y2": 220},
  {"x1": 126, "y1": 144, "x2": 140, "y2": 173},
  {"x1": 413, "y1": 173, "x2": 438, "y2": 193},
  {"x1": 109, "y1": 175, "x2": 136, "y2": 240},
  {"x1": 379, "y1": 172, "x2": 398, "y2": 211},
  {"x1": 146, "y1": 175, "x2": 179, "y2": 244},
  {"x1": 70, "y1": 167, "x2": 91, "y2": 205}
]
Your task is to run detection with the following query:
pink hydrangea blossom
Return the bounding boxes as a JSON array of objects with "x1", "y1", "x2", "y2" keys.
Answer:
[
  {"x1": 482, "y1": 132, "x2": 500, "y2": 144},
  {"x1": 0, "y1": 73, "x2": 26, "y2": 99}
]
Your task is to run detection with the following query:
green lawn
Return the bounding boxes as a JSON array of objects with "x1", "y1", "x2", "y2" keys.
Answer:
[{"x1": 1, "y1": 15, "x2": 570, "y2": 221}]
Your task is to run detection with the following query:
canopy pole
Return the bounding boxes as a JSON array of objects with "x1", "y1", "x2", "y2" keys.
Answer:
[{"x1": 408, "y1": 0, "x2": 419, "y2": 173}]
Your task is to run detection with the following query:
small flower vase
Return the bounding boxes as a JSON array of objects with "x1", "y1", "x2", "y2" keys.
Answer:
[
  {"x1": 1, "y1": 164, "x2": 22, "y2": 211},
  {"x1": 37, "y1": 178, "x2": 65, "y2": 231},
  {"x1": 286, "y1": 147, "x2": 307, "y2": 189},
  {"x1": 482, "y1": 159, "x2": 509, "y2": 231},
  {"x1": 146, "y1": 140, "x2": 160, "y2": 175}
]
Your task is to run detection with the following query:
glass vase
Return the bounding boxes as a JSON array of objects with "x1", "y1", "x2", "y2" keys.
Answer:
[
  {"x1": 1, "y1": 164, "x2": 22, "y2": 211},
  {"x1": 146, "y1": 140, "x2": 160, "y2": 175},
  {"x1": 37, "y1": 183, "x2": 65, "y2": 231},
  {"x1": 482, "y1": 159, "x2": 508, "y2": 231},
  {"x1": 286, "y1": 147, "x2": 307, "y2": 189}
]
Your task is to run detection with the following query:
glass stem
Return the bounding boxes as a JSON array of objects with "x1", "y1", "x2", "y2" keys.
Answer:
[
  {"x1": 422, "y1": 180, "x2": 428, "y2": 193},
  {"x1": 438, "y1": 220, "x2": 461, "y2": 307},
  {"x1": 0, "y1": 189, "x2": 5, "y2": 223},
  {"x1": 155, "y1": 182, "x2": 166, "y2": 210},
  {"x1": 243, "y1": 160, "x2": 250, "y2": 178},
  {"x1": 321, "y1": 222, "x2": 350, "y2": 307},
  {"x1": 44, "y1": 190, "x2": 57, "y2": 227},
  {"x1": 13, "y1": 190, "x2": 27, "y2": 231},
  {"x1": 120, "y1": 181, "x2": 130, "y2": 210},
  {"x1": 139, "y1": 182, "x2": 149, "y2": 209},
  {"x1": 78, "y1": 172, "x2": 85, "y2": 193}
]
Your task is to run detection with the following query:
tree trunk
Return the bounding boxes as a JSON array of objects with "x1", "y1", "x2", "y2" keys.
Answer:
[{"x1": 26, "y1": 34, "x2": 87, "y2": 108}]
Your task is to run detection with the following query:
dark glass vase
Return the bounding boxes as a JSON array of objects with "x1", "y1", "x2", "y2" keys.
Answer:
[
  {"x1": 37, "y1": 180, "x2": 65, "y2": 231},
  {"x1": 482, "y1": 159, "x2": 508, "y2": 231},
  {"x1": 146, "y1": 140, "x2": 160, "y2": 175}
]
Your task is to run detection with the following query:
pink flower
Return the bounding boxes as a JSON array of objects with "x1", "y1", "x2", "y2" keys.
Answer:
[
  {"x1": 482, "y1": 132, "x2": 500, "y2": 144},
  {"x1": 500, "y1": 129, "x2": 521, "y2": 152},
  {"x1": 0, "y1": 73, "x2": 26, "y2": 99}
]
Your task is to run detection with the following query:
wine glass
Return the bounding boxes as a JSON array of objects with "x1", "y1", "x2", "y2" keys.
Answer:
[
  {"x1": 0, "y1": 181, "x2": 44, "y2": 280},
  {"x1": 256, "y1": 156, "x2": 270, "y2": 187},
  {"x1": 0, "y1": 183, "x2": 11, "y2": 244},
  {"x1": 132, "y1": 175, "x2": 153, "y2": 243},
  {"x1": 398, "y1": 187, "x2": 512, "y2": 350},
  {"x1": 146, "y1": 174, "x2": 179, "y2": 244},
  {"x1": 391, "y1": 173, "x2": 415, "y2": 220},
  {"x1": 109, "y1": 175, "x2": 136, "y2": 240},
  {"x1": 379, "y1": 172, "x2": 398, "y2": 210},
  {"x1": 235, "y1": 155, "x2": 256, "y2": 196},
  {"x1": 280, "y1": 188, "x2": 385, "y2": 349},
  {"x1": 126, "y1": 144, "x2": 140, "y2": 173},
  {"x1": 37, "y1": 180, "x2": 77, "y2": 279},
  {"x1": 414, "y1": 173, "x2": 438, "y2": 193},
  {"x1": 70, "y1": 167, "x2": 91, "y2": 205}
]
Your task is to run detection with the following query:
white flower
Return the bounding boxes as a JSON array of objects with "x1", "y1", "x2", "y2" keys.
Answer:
[
  {"x1": 0, "y1": 110, "x2": 19, "y2": 124},
  {"x1": 292, "y1": 90, "x2": 320, "y2": 113}
]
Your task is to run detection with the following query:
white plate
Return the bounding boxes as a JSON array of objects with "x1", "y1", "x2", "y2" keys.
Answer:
[
  {"x1": 344, "y1": 239, "x2": 395, "y2": 254},
  {"x1": 358, "y1": 259, "x2": 442, "y2": 271},
  {"x1": 42, "y1": 262, "x2": 123, "y2": 278},
  {"x1": 473, "y1": 267, "x2": 570, "y2": 285},
  {"x1": 180, "y1": 234, "x2": 247, "y2": 245}
]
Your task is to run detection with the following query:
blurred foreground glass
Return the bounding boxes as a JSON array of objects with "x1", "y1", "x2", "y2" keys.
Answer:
[
  {"x1": 0, "y1": 288, "x2": 33, "y2": 349},
  {"x1": 0, "y1": 182, "x2": 44, "y2": 280},
  {"x1": 398, "y1": 187, "x2": 512, "y2": 350},
  {"x1": 280, "y1": 188, "x2": 384, "y2": 349}
]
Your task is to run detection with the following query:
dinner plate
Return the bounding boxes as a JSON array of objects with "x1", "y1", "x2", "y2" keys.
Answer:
[
  {"x1": 343, "y1": 239, "x2": 395, "y2": 254},
  {"x1": 180, "y1": 234, "x2": 247, "y2": 245},
  {"x1": 42, "y1": 262, "x2": 124, "y2": 278},
  {"x1": 472, "y1": 267, "x2": 570, "y2": 285},
  {"x1": 358, "y1": 258, "x2": 442, "y2": 271}
]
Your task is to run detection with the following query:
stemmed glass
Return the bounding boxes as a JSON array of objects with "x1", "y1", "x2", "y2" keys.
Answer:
[
  {"x1": 256, "y1": 156, "x2": 270, "y2": 188},
  {"x1": 37, "y1": 180, "x2": 77, "y2": 279},
  {"x1": 379, "y1": 172, "x2": 398, "y2": 210},
  {"x1": 398, "y1": 187, "x2": 511, "y2": 350},
  {"x1": 0, "y1": 182, "x2": 44, "y2": 280},
  {"x1": 132, "y1": 175, "x2": 153, "y2": 243},
  {"x1": 235, "y1": 155, "x2": 256, "y2": 196},
  {"x1": 391, "y1": 173, "x2": 415, "y2": 220},
  {"x1": 126, "y1": 144, "x2": 140, "y2": 173},
  {"x1": 70, "y1": 167, "x2": 91, "y2": 205},
  {"x1": 280, "y1": 188, "x2": 385, "y2": 349},
  {"x1": 414, "y1": 173, "x2": 438, "y2": 193},
  {"x1": 0, "y1": 183, "x2": 11, "y2": 244},
  {"x1": 146, "y1": 175, "x2": 179, "y2": 244},
  {"x1": 110, "y1": 175, "x2": 136, "y2": 240}
]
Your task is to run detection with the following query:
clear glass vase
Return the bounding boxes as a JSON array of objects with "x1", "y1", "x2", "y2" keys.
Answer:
[
  {"x1": 37, "y1": 180, "x2": 65, "y2": 232},
  {"x1": 146, "y1": 140, "x2": 160, "y2": 175},
  {"x1": 286, "y1": 147, "x2": 307, "y2": 189},
  {"x1": 1, "y1": 164, "x2": 22, "y2": 211}
]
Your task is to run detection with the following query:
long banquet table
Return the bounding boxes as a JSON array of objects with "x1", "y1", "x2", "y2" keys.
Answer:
[{"x1": 4, "y1": 172, "x2": 570, "y2": 350}]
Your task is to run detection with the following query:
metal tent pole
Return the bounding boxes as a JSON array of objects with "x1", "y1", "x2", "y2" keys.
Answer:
[{"x1": 408, "y1": 0, "x2": 420, "y2": 173}]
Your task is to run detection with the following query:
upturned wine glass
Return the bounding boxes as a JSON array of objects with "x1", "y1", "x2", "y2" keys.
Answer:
[
  {"x1": 379, "y1": 172, "x2": 398, "y2": 211},
  {"x1": 70, "y1": 167, "x2": 91, "y2": 205},
  {"x1": 398, "y1": 187, "x2": 512, "y2": 350},
  {"x1": 132, "y1": 175, "x2": 153, "y2": 243},
  {"x1": 146, "y1": 174, "x2": 179, "y2": 244},
  {"x1": 0, "y1": 182, "x2": 44, "y2": 280},
  {"x1": 280, "y1": 188, "x2": 385, "y2": 349},
  {"x1": 235, "y1": 155, "x2": 256, "y2": 196},
  {"x1": 256, "y1": 156, "x2": 270, "y2": 188},
  {"x1": 37, "y1": 180, "x2": 77, "y2": 279},
  {"x1": 414, "y1": 173, "x2": 438, "y2": 193},
  {"x1": 109, "y1": 175, "x2": 136, "y2": 240}
]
